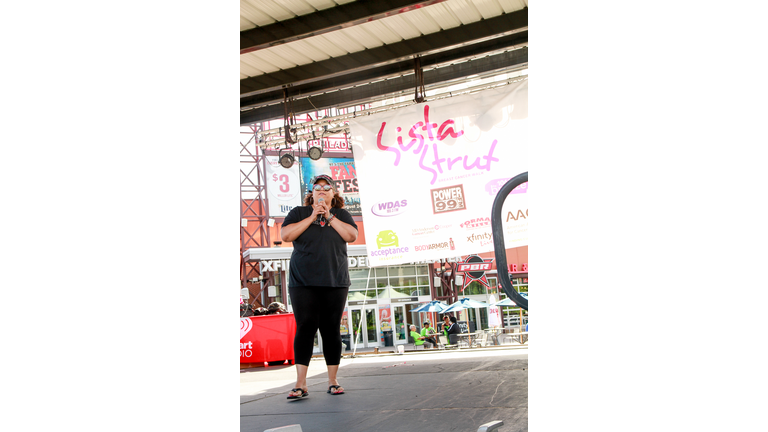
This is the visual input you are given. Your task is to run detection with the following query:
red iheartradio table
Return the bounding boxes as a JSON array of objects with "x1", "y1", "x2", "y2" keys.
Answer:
[{"x1": 240, "y1": 314, "x2": 296, "y2": 364}]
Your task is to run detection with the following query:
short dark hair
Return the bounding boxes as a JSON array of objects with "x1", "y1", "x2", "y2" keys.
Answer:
[{"x1": 449, "y1": 316, "x2": 457, "y2": 323}]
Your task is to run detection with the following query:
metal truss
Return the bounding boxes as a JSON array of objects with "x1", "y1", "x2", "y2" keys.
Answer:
[{"x1": 240, "y1": 124, "x2": 272, "y2": 308}]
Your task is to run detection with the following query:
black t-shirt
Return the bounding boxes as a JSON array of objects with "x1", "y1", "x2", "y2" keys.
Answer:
[{"x1": 282, "y1": 206, "x2": 358, "y2": 288}]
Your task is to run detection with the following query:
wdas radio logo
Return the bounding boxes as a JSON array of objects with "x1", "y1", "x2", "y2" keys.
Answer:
[
  {"x1": 430, "y1": 184, "x2": 466, "y2": 214},
  {"x1": 371, "y1": 199, "x2": 408, "y2": 217}
]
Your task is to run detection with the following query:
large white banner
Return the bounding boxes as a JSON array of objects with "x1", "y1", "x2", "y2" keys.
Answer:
[
  {"x1": 349, "y1": 80, "x2": 528, "y2": 267},
  {"x1": 265, "y1": 156, "x2": 302, "y2": 217}
]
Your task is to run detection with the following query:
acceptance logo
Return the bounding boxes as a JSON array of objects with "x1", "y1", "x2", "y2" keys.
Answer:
[{"x1": 372, "y1": 230, "x2": 409, "y2": 257}]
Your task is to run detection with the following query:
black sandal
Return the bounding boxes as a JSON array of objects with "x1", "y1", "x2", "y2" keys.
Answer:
[
  {"x1": 286, "y1": 388, "x2": 309, "y2": 400},
  {"x1": 327, "y1": 385, "x2": 344, "y2": 395}
]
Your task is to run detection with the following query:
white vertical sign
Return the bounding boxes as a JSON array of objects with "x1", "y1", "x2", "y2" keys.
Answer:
[
  {"x1": 488, "y1": 294, "x2": 502, "y2": 328},
  {"x1": 265, "y1": 156, "x2": 302, "y2": 217}
]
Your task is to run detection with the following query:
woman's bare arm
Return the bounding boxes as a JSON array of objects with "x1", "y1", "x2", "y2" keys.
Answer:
[{"x1": 328, "y1": 216, "x2": 358, "y2": 242}]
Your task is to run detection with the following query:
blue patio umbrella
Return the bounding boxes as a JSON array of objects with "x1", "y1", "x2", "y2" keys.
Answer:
[
  {"x1": 442, "y1": 297, "x2": 490, "y2": 313},
  {"x1": 491, "y1": 297, "x2": 517, "y2": 307},
  {"x1": 411, "y1": 300, "x2": 449, "y2": 313},
  {"x1": 492, "y1": 292, "x2": 528, "y2": 306}
]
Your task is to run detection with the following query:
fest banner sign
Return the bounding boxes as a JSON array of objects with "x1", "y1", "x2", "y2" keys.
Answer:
[
  {"x1": 299, "y1": 157, "x2": 362, "y2": 215},
  {"x1": 265, "y1": 156, "x2": 302, "y2": 217},
  {"x1": 349, "y1": 80, "x2": 528, "y2": 267}
]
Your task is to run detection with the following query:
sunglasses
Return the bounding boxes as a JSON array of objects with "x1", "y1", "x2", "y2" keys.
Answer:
[{"x1": 313, "y1": 184, "x2": 333, "y2": 191}]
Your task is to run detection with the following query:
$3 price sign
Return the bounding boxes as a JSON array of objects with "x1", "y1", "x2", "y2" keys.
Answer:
[{"x1": 272, "y1": 173, "x2": 291, "y2": 193}]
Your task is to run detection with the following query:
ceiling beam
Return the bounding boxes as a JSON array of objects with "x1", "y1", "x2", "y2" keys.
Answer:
[
  {"x1": 241, "y1": 0, "x2": 449, "y2": 54},
  {"x1": 241, "y1": 31, "x2": 527, "y2": 111},
  {"x1": 240, "y1": 47, "x2": 527, "y2": 125},
  {"x1": 240, "y1": 8, "x2": 528, "y2": 96}
]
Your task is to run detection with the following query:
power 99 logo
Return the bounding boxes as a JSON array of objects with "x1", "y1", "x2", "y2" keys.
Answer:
[{"x1": 430, "y1": 185, "x2": 466, "y2": 215}]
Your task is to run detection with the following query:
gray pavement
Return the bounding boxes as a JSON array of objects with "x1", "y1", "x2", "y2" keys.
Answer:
[{"x1": 240, "y1": 345, "x2": 528, "y2": 432}]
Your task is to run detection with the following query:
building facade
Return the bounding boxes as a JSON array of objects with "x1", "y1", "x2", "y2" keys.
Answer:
[{"x1": 244, "y1": 240, "x2": 527, "y2": 353}]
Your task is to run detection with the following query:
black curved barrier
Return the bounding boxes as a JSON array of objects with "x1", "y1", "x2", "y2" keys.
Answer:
[{"x1": 491, "y1": 171, "x2": 528, "y2": 311}]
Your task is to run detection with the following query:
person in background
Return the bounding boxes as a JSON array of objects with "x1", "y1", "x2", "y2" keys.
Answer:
[
  {"x1": 410, "y1": 325, "x2": 434, "y2": 349},
  {"x1": 281, "y1": 174, "x2": 359, "y2": 399},
  {"x1": 442, "y1": 315, "x2": 452, "y2": 340},
  {"x1": 420, "y1": 321, "x2": 438, "y2": 348},
  {"x1": 445, "y1": 316, "x2": 462, "y2": 345},
  {"x1": 340, "y1": 315, "x2": 351, "y2": 351}
]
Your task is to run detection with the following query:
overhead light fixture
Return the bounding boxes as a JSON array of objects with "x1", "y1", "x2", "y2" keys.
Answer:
[
  {"x1": 308, "y1": 145, "x2": 323, "y2": 160},
  {"x1": 307, "y1": 133, "x2": 324, "y2": 161},
  {"x1": 278, "y1": 147, "x2": 294, "y2": 169}
]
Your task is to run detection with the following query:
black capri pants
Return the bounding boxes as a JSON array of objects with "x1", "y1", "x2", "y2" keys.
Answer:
[{"x1": 289, "y1": 285, "x2": 349, "y2": 367}]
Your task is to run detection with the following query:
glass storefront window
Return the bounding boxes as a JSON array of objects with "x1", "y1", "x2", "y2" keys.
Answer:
[
  {"x1": 346, "y1": 289, "x2": 385, "y2": 300},
  {"x1": 342, "y1": 264, "x2": 430, "y2": 297},
  {"x1": 511, "y1": 277, "x2": 528, "y2": 294},
  {"x1": 391, "y1": 275, "x2": 417, "y2": 287},
  {"x1": 367, "y1": 278, "x2": 388, "y2": 289},
  {"x1": 349, "y1": 268, "x2": 371, "y2": 279},
  {"x1": 498, "y1": 277, "x2": 528, "y2": 327},
  {"x1": 462, "y1": 280, "x2": 488, "y2": 295},
  {"x1": 479, "y1": 308, "x2": 489, "y2": 330},
  {"x1": 392, "y1": 287, "x2": 413, "y2": 297},
  {"x1": 394, "y1": 306, "x2": 406, "y2": 342},
  {"x1": 366, "y1": 289, "x2": 384, "y2": 298},
  {"x1": 389, "y1": 266, "x2": 416, "y2": 277}
]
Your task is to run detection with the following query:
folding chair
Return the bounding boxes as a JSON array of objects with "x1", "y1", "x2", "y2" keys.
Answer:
[{"x1": 439, "y1": 335, "x2": 457, "y2": 349}]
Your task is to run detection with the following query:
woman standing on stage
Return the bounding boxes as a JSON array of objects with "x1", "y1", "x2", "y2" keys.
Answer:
[{"x1": 281, "y1": 174, "x2": 358, "y2": 399}]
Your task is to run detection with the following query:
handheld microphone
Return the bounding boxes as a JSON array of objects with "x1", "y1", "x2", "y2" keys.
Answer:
[{"x1": 316, "y1": 198, "x2": 325, "y2": 223}]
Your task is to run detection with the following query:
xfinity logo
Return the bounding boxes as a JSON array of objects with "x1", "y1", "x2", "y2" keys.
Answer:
[
  {"x1": 467, "y1": 232, "x2": 491, "y2": 243},
  {"x1": 371, "y1": 199, "x2": 408, "y2": 217}
]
